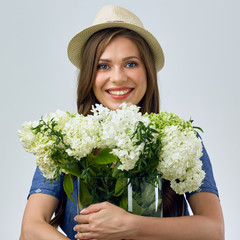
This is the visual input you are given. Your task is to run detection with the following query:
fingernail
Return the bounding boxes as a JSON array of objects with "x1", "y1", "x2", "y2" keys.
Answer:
[{"x1": 80, "y1": 208, "x2": 86, "y2": 213}]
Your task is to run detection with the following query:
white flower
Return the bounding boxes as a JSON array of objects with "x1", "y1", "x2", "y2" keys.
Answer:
[
  {"x1": 19, "y1": 104, "x2": 205, "y2": 193},
  {"x1": 157, "y1": 125, "x2": 205, "y2": 194},
  {"x1": 18, "y1": 110, "x2": 73, "y2": 178},
  {"x1": 93, "y1": 103, "x2": 149, "y2": 171},
  {"x1": 18, "y1": 121, "x2": 39, "y2": 153},
  {"x1": 42, "y1": 110, "x2": 73, "y2": 130},
  {"x1": 170, "y1": 163, "x2": 206, "y2": 194},
  {"x1": 63, "y1": 114, "x2": 101, "y2": 160}
]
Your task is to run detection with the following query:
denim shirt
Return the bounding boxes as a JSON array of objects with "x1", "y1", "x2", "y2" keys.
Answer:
[{"x1": 29, "y1": 135, "x2": 218, "y2": 239}]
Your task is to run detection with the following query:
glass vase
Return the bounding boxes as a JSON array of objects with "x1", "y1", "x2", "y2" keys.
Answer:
[{"x1": 77, "y1": 176, "x2": 162, "y2": 217}]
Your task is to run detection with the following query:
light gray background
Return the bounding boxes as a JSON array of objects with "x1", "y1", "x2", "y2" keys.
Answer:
[{"x1": 1, "y1": 0, "x2": 239, "y2": 239}]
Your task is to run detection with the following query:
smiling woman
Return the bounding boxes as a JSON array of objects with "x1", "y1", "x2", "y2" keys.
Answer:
[
  {"x1": 19, "y1": 5, "x2": 224, "y2": 240},
  {"x1": 76, "y1": 27, "x2": 160, "y2": 116}
]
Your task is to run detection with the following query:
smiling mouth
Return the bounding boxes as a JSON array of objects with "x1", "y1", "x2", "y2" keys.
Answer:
[{"x1": 107, "y1": 89, "x2": 133, "y2": 95}]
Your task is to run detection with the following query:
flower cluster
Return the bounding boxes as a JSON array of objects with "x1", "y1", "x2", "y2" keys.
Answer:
[
  {"x1": 92, "y1": 104, "x2": 150, "y2": 171},
  {"x1": 18, "y1": 110, "x2": 73, "y2": 179},
  {"x1": 18, "y1": 104, "x2": 205, "y2": 194},
  {"x1": 64, "y1": 114, "x2": 101, "y2": 160},
  {"x1": 147, "y1": 112, "x2": 205, "y2": 194}
]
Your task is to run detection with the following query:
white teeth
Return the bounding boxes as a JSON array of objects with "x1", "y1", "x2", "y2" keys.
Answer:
[{"x1": 108, "y1": 89, "x2": 131, "y2": 95}]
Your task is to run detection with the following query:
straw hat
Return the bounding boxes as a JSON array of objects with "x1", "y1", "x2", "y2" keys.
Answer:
[{"x1": 67, "y1": 5, "x2": 164, "y2": 72}]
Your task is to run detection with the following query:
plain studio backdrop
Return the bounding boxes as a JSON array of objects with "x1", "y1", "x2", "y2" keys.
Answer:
[{"x1": 0, "y1": 0, "x2": 239, "y2": 239}]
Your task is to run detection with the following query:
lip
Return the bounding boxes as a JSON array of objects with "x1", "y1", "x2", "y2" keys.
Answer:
[{"x1": 105, "y1": 87, "x2": 134, "y2": 100}]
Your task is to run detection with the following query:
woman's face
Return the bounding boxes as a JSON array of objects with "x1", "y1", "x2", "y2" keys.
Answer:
[{"x1": 93, "y1": 36, "x2": 147, "y2": 110}]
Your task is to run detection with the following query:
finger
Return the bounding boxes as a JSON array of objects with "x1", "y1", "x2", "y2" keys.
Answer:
[
  {"x1": 73, "y1": 223, "x2": 90, "y2": 233},
  {"x1": 74, "y1": 214, "x2": 89, "y2": 223},
  {"x1": 75, "y1": 231, "x2": 98, "y2": 240},
  {"x1": 81, "y1": 201, "x2": 110, "y2": 214}
]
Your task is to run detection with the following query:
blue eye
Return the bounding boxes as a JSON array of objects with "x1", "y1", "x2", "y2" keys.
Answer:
[
  {"x1": 97, "y1": 64, "x2": 109, "y2": 70},
  {"x1": 126, "y1": 62, "x2": 137, "y2": 68}
]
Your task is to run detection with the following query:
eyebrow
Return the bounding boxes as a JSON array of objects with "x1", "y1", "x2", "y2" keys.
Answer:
[{"x1": 98, "y1": 56, "x2": 141, "y2": 62}]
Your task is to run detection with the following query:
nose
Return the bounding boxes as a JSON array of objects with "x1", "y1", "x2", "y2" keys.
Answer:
[{"x1": 110, "y1": 67, "x2": 127, "y2": 83}]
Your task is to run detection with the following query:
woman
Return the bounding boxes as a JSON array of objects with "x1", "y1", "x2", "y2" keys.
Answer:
[{"x1": 20, "y1": 5, "x2": 224, "y2": 240}]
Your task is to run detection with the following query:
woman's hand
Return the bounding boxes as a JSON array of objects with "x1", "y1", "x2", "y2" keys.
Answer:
[{"x1": 74, "y1": 202, "x2": 137, "y2": 240}]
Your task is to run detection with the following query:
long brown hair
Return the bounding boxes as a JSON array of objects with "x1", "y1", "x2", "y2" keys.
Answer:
[{"x1": 50, "y1": 28, "x2": 183, "y2": 227}]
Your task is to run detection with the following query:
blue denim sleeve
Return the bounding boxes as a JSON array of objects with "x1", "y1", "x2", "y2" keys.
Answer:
[
  {"x1": 28, "y1": 166, "x2": 64, "y2": 200},
  {"x1": 185, "y1": 134, "x2": 219, "y2": 199}
]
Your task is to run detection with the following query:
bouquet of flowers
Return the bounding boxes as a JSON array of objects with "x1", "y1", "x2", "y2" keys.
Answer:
[{"x1": 18, "y1": 103, "x2": 205, "y2": 215}]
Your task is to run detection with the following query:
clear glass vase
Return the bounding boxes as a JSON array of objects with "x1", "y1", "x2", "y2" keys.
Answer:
[{"x1": 77, "y1": 176, "x2": 162, "y2": 217}]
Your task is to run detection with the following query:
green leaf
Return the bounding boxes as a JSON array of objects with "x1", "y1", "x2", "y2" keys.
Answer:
[
  {"x1": 63, "y1": 174, "x2": 75, "y2": 204},
  {"x1": 64, "y1": 162, "x2": 82, "y2": 177},
  {"x1": 119, "y1": 195, "x2": 128, "y2": 210},
  {"x1": 131, "y1": 197, "x2": 143, "y2": 215},
  {"x1": 112, "y1": 161, "x2": 121, "y2": 177},
  {"x1": 193, "y1": 126, "x2": 204, "y2": 133},
  {"x1": 79, "y1": 180, "x2": 93, "y2": 209},
  {"x1": 114, "y1": 177, "x2": 128, "y2": 196},
  {"x1": 141, "y1": 182, "x2": 156, "y2": 208},
  {"x1": 145, "y1": 157, "x2": 159, "y2": 173},
  {"x1": 142, "y1": 200, "x2": 156, "y2": 216},
  {"x1": 95, "y1": 148, "x2": 118, "y2": 164}
]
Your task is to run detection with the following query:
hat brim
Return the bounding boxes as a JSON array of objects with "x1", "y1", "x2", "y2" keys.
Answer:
[{"x1": 67, "y1": 22, "x2": 164, "y2": 72}]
